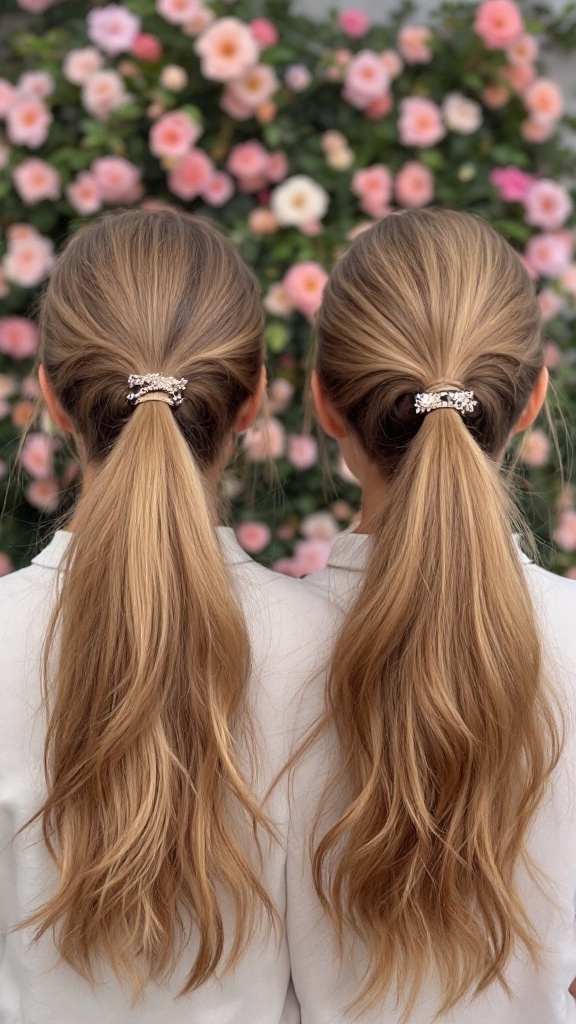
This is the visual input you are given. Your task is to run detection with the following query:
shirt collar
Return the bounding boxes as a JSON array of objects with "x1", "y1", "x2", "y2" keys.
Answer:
[
  {"x1": 31, "y1": 525, "x2": 253, "y2": 572},
  {"x1": 326, "y1": 530, "x2": 532, "y2": 571}
]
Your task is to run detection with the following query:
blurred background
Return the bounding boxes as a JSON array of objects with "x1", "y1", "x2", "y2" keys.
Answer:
[{"x1": 1, "y1": 0, "x2": 576, "y2": 577}]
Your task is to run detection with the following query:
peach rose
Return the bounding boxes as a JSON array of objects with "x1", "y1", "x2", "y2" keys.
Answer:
[
  {"x1": 167, "y1": 148, "x2": 214, "y2": 200},
  {"x1": 474, "y1": 0, "x2": 523, "y2": 50},
  {"x1": 195, "y1": 17, "x2": 259, "y2": 82},
  {"x1": 524, "y1": 78, "x2": 564, "y2": 124},
  {"x1": 398, "y1": 97, "x2": 445, "y2": 147},
  {"x1": 13, "y1": 158, "x2": 61, "y2": 204},
  {"x1": 63, "y1": 47, "x2": 103, "y2": 86},
  {"x1": 6, "y1": 96, "x2": 52, "y2": 148},
  {"x1": 398, "y1": 26, "x2": 433, "y2": 64},
  {"x1": 394, "y1": 161, "x2": 434, "y2": 207},
  {"x1": 282, "y1": 261, "x2": 328, "y2": 321},
  {"x1": 81, "y1": 69, "x2": 130, "y2": 120},
  {"x1": 26, "y1": 478, "x2": 60, "y2": 512},
  {"x1": 66, "y1": 171, "x2": 103, "y2": 215},
  {"x1": 227, "y1": 64, "x2": 278, "y2": 111},
  {"x1": 159, "y1": 64, "x2": 188, "y2": 91}
]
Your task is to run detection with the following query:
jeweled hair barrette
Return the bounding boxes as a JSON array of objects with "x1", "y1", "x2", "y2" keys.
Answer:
[
  {"x1": 414, "y1": 390, "x2": 477, "y2": 416},
  {"x1": 127, "y1": 373, "x2": 188, "y2": 408}
]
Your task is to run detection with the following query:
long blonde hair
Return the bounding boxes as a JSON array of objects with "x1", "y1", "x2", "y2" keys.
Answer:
[
  {"x1": 313, "y1": 209, "x2": 561, "y2": 1016},
  {"x1": 24, "y1": 210, "x2": 273, "y2": 994}
]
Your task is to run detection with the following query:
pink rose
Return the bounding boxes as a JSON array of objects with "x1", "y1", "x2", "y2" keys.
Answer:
[
  {"x1": 6, "y1": 96, "x2": 52, "y2": 149},
  {"x1": 26, "y1": 478, "x2": 60, "y2": 512},
  {"x1": 398, "y1": 97, "x2": 445, "y2": 147},
  {"x1": 553, "y1": 510, "x2": 576, "y2": 552},
  {"x1": 18, "y1": 71, "x2": 54, "y2": 99},
  {"x1": 489, "y1": 166, "x2": 534, "y2": 202},
  {"x1": 397, "y1": 26, "x2": 433, "y2": 64},
  {"x1": 227, "y1": 140, "x2": 269, "y2": 181},
  {"x1": 560, "y1": 264, "x2": 576, "y2": 298},
  {"x1": 92, "y1": 156, "x2": 142, "y2": 204},
  {"x1": 17, "y1": 0, "x2": 54, "y2": 11},
  {"x1": 0, "y1": 80, "x2": 16, "y2": 118},
  {"x1": 244, "y1": 416, "x2": 286, "y2": 461},
  {"x1": 501, "y1": 64, "x2": 536, "y2": 93},
  {"x1": 285, "y1": 64, "x2": 312, "y2": 92},
  {"x1": 544, "y1": 340, "x2": 561, "y2": 369},
  {"x1": 167, "y1": 148, "x2": 214, "y2": 200},
  {"x1": 338, "y1": 9, "x2": 371, "y2": 38},
  {"x1": 236, "y1": 521, "x2": 272, "y2": 554},
  {"x1": 343, "y1": 50, "x2": 389, "y2": 110},
  {"x1": 250, "y1": 18, "x2": 278, "y2": 48},
  {"x1": 394, "y1": 161, "x2": 434, "y2": 207},
  {"x1": 249, "y1": 209, "x2": 279, "y2": 235},
  {"x1": 365, "y1": 94, "x2": 394, "y2": 120},
  {"x1": 149, "y1": 110, "x2": 202, "y2": 160},
  {"x1": 524, "y1": 180, "x2": 572, "y2": 231},
  {"x1": 267, "y1": 151, "x2": 288, "y2": 184},
  {"x1": 507, "y1": 33, "x2": 538, "y2": 65},
  {"x1": 287, "y1": 434, "x2": 319, "y2": 470},
  {"x1": 62, "y1": 47, "x2": 103, "y2": 86},
  {"x1": 293, "y1": 538, "x2": 332, "y2": 575},
  {"x1": 521, "y1": 119, "x2": 555, "y2": 144},
  {"x1": 66, "y1": 171, "x2": 102, "y2": 216},
  {"x1": 220, "y1": 88, "x2": 253, "y2": 121},
  {"x1": 3, "y1": 232, "x2": 54, "y2": 288},
  {"x1": 195, "y1": 18, "x2": 259, "y2": 83},
  {"x1": 519, "y1": 429, "x2": 550, "y2": 467},
  {"x1": 21, "y1": 433, "x2": 56, "y2": 479},
  {"x1": 227, "y1": 64, "x2": 278, "y2": 112},
  {"x1": 157, "y1": 0, "x2": 200, "y2": 26},
  {"x1": 13, "y1": 158, "x2": 60, "y2": 205},
  {"x1": 482, "y1": 84, "x2": 510, "y2": 109},
  {"x1": 525, "y1": 233, "x2": 572, "y2": 278},
  {"x1": 301, "y1": 512, "x2": 339, "y2": 541},
  {"x1": 268, "y1": 377, "x2": 294, "y2": 414},
  {"x1": 474, "y1": 0, "x2": 523, "y2": 50},
  {"x1": 0, "y1": 317, "x2": 38, "y2": 359},
  {"x1": 201, "y1": 170, "x2": 234, "y2": 207},
  {"x1": 283, "y1": 261, "x2": 328, "y2": 322},
  {"x1": 524, "y1": 78, "x2": 564, "y2": 124},
  {"x1": 87, "y1": 4, "x2": 141, "y2": 56},
  {"x1": 538, "y1": 288, "x2": 564, "y2": 322},
  {"x1": 81, "y1": 70, "x2": 130, "y2": 120},
  {"x1": 132, "y1": 32, "x2": 163, "y2": 61},
  {"x1": 352, "y1": 164, "x2": 393, "y2": 218},
  {"x1": 272, "y1": 557, "x2": 303, "y2": 578},
  {"x1": 380, "y1": 49, "x2": 404, "y2": 79}
]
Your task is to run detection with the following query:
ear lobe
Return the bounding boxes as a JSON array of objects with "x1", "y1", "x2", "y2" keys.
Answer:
[
  {"x1": 311, "y1": 369, "x2": 349, "y2": 440},
  {"x1": 232, "y1": 365, "x2": 267, "y2": 433},
  {"x1": 512, "y1": 366, "x2": 549, "y2": 435},
  {"x1": 38, "y1": 365, "x2": 75, "y2": 434}
]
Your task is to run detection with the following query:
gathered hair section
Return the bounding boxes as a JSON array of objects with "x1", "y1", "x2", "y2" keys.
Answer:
[
  {"x1": 22, "y1": 210, "x2": 274, "y2": 994},
  {"x1": 312, "y1": 209, "x2": 562, "y2": 1017}
]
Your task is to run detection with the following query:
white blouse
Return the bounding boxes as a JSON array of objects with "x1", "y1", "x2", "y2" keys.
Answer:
[
  {"x1": 289, "y1": 531, "x2": 576, "y2": 1024},
  {"x1": 0, "y1": 528, "x2": 333, "y2": 1024}
]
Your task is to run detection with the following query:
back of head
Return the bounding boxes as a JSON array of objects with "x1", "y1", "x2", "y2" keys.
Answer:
[
  {"x1": 313, "y1": 209, "x2": 561, "y2": 1016},
  {"x1": 27, "y1": 210, "x2": 271, "y2": 993}
]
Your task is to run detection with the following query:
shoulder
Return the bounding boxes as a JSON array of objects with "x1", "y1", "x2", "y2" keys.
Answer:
[{"x1": 524, "y1": 561, "x2": 576, "y2": 645}]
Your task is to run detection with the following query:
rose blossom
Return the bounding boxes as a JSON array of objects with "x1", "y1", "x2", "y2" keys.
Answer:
[
  {"x1": 538, "y1": 288, "x2": 564, "y2": 322},
  {"x1": 0, "y1": 317, "x2": 38, "y2": 359},
  {"x1": 338, "y1": 9, "x2": 370, "y2": 38},
  {"x1": 394, "y1": 161, "x2": 434, "y2": 207},
  {"x1": 553, "y1": 510, "x2": 576, "y2": 552},
  {"x1": 250, "y1": 18, "x2": 278, "y2": 48},
  {"x1": 12, "y1": 399, "x2": 34, "y2": 429},
  {"x1": 87, "y1": 4, "x2": 141, "y2": 56},
  {"x1": 66, "y1": 171, "x2": 102, "y2": 216},
  {"x1": 149, "y1": 111, "x2": 202, "y2": 160},
  {"x1": 524, "y1": 78, "x2": 564, "y2": 124},
  {"x1": 249, "y1": 208, "x2": 279, "y2": 235},
  {"x1": 519, "y1": 429, "x2": 550, "y2": 467},
  {"x1": 343, "y1": 50, "x2": 389, "y2": 109},
  {"x1": 13, "y1": 159, "x2": 61, "y2": 204},
  {"x1": 62, "y1": 47, "x2": 103, "y2": 86},
  {"x1": 380, "y1": 49, "x2": 403, "y2": 79},
  {"x1": 474, "y1": 0, "x2": 524, "y2": 50},
  {"x1": 398, "y1": 26, "x2": 433, "y2": 63},
  {"x1": 244, "y1": 417, "x2": 286, "y2": 461},
  {"x1": 398, "y1": 97, "x2": 445, "y2": 147},
  {"x1": 132, "y1": 32, "x2": 163, "y2": 61},
  {"x1": 3, "y1": 232, "x2": 54, "y2": 288},
  {"x1": 525, "y1": 233, "x2": 572, "y2": 277},
  {"x1": 26, "y1": 478, "x2": 59, "y2": 512},
  {"x1": 201, "y1": 171, "x2": 234, "y2": 207},
  {"x1": 483, "y1": 84, "x2": 510, "y2": 108},
  {"x1": 17, "y1": 0, "x2": 54, "y2": 12},
  {"x1": 272, "y1": 557, "x2": 303, "y2": 578},
  {"x1": 560, "y1": 265, "x2": 576, "y2": 297},
  {"x1": 6, "y1": 96, "x2": 52, "y2": 149},
  {"x1": 236, "y1": 521, "x2": 271, "y2": 554},
  {"x1": 442, "y1": 93, "x2": 483, "y2": 134},
  {"x1": 195, "y1": 18, "x2": 259, "y2": 82},
  {"x1": 287, "y1": 434, "x2": 319, "y2": 470},
  {"x1": 489, "y1": 166, "x2": 534, "y2": 202},
  {"x1": 91, "y1": 156, "x2": 142, "y2": 204},
  {"x1": 285, "y1": 64, "x2": 311, "y2": 92},
  {"x1": 293, "y1": 538, "x2": 331, "y2": 575},
  {"x1": 271, "y1": 175, "x2": 329, "y2": 227},
  {"x1": 544, "y1": 340, "x2": 561, "y2": 369},
  {"x1": 81, "y1": 70, "x2": 130, "y2": 120},
  {"x1": 228, "y1": 64, "x2": 278, "y2": 111},
  {"x1": 0, "y1": 80, "x2": 16, "y2": 118},
  {"x1": 352, "y1": 165, "x2": 393, "y2": 218},
  {"x1": 227, "y1": 140, "x2": 269, "y2": 189},
  {"x1": 268, "y1": 377, "x2": 294, "y2": 414},
  {"x1": 18, "y1": 72, "x2": 54, "y2": 100},
  {"x1": 507, "y1": 33, "x2": 538, "y2": 65},
  {"x1": 167, "y1": 149, "x2": 214, "y2": 200},
  {"x1": 20, "y1": 433, "x2": 56, "y2": 479},
  {"x1": 301, "y1": 512, "x2": 339, "y2": 541},
  {"x1": 282, "y1": 261, "x2": 328, "y2": 321},
  {"x1": 156, "y1": 0, "x2": 197, "y2": 24},
  {"x1": 327, "y1": 147, "x2": 354, "y2": 170},
  {"x1": 521, "y1": 119, "x2": 554, "y2": 144},
  {"x1": 501, "y1": 64, "x2": 536, "y2": 93},
  {"x1": 160, "y1": 65, "x2": 188, "y2": 91},
  {"x1": 264, "y1": 283, "x2": 293, "y2": 316},
  {"x1": 365, "y1": 94, "x2": 394, "y2": 120},
  {"x1": 524, "y1": 180, "x2": 573, "y2": 232}
]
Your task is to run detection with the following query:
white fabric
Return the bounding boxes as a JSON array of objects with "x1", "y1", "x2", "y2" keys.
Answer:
[
  {"x1": 0, "y1": 528, "x2": 333, "y2": 1024},
  {"x1": 288, "y1": 531, "x2": 576, "y2": 1024}
]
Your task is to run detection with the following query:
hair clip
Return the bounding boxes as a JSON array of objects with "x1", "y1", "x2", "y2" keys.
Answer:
[
  {"x1": 127, "y1": 373, "x2": 188, "y2": 408},
  {"x1": 414, "y1": 390, "x2": 477, "y2": 416}
]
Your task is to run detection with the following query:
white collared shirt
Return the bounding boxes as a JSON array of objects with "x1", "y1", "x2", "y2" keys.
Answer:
[
  {"x1": 0, "y1": 528, "x2": 333, "y2": 1024},
  {"x1": 288, "y1": 531, "x2": 576, "y2": 1024}
]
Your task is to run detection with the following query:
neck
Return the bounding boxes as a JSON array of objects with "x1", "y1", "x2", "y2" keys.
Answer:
[{"x1": 355, "y1": 463, "x2": 389, "y2": 534}]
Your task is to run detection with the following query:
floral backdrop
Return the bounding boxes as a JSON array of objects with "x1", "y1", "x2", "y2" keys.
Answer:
[{"x1": 1, "y1": 0, "x2": 576, "y2": 576}]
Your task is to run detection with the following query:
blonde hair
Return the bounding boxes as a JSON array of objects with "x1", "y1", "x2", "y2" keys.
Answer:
[
  {"x1": 23, "y1": 210, "x2": 273, "y2": 994},
  {"x1": 313, "y1": 209, "x2": 561, "y2": 1016}
]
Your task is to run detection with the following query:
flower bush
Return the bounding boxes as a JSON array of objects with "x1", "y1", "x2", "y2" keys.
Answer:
[{"x1": 1, "y1": 0, "x2": 576, "y2": 575}]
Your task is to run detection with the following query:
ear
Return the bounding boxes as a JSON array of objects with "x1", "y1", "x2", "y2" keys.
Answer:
[
  {"x1": 233, "y1": 365, "x2": 267, "y2": 433},
  {"x1": 310, "y1": 369, "x2": 349, "y2": 440},
  {"x1": 38, "y1": 365, "x2": 75, "y2": 433},
  {"x1": 512, "y1": 366, "x2": 549, "y2": 434}
]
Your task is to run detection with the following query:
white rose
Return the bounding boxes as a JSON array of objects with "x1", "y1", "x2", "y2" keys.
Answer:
[
  {"x1": 270, "y1": 175, "x2": 329, "y2": 227},
  {"x1": 442, "y1": 92, "x2": 483, "y2": 134}
]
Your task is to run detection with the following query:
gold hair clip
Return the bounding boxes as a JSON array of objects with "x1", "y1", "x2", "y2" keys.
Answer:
[
  {"x1": 127, "y1": 373, "x2": 188, "y2": 408},
  {"x1": 414, "y1": 390, "x2": 477, "y2": 416}
]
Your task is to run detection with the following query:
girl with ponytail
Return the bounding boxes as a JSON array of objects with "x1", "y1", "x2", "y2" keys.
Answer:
[
  {"x1": 0, "y1": 209, "x2": 331, "y2": 1024},
  {"x1": 287, "y1": 209, "x2": 576, "y2": 1023}
]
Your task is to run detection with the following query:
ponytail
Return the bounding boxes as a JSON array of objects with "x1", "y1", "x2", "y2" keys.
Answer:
[
  {"x1": 312, "y1": 209, "x2": 562, "y2": 1017},
  {"x1": 21, "y1": 210, "x2": 272, "y2": 993}
]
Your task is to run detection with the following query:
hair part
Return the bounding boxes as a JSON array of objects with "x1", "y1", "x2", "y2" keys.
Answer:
[
  {"x1": 22, "y1": 209, "x2": 275, "y2": 994},
  {"x1": 313, "y1": 209, "x2": 562, "y2": 1017}
]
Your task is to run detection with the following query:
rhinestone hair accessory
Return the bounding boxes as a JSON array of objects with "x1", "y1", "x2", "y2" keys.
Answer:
[
  {"x1": 414, "y1": 390, "x2": 477, "y2": 416},
  {"x1": 127, "y1": 373, "x2": 188, "y2": 408}
]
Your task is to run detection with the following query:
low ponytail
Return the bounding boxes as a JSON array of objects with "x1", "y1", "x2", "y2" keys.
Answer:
[
  {"x1": 22, "y1": 210, "x2": 273, "y2": 992},
  {"x1": 312, "y1": 209, "x2": 561, "y2": 1016}
]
